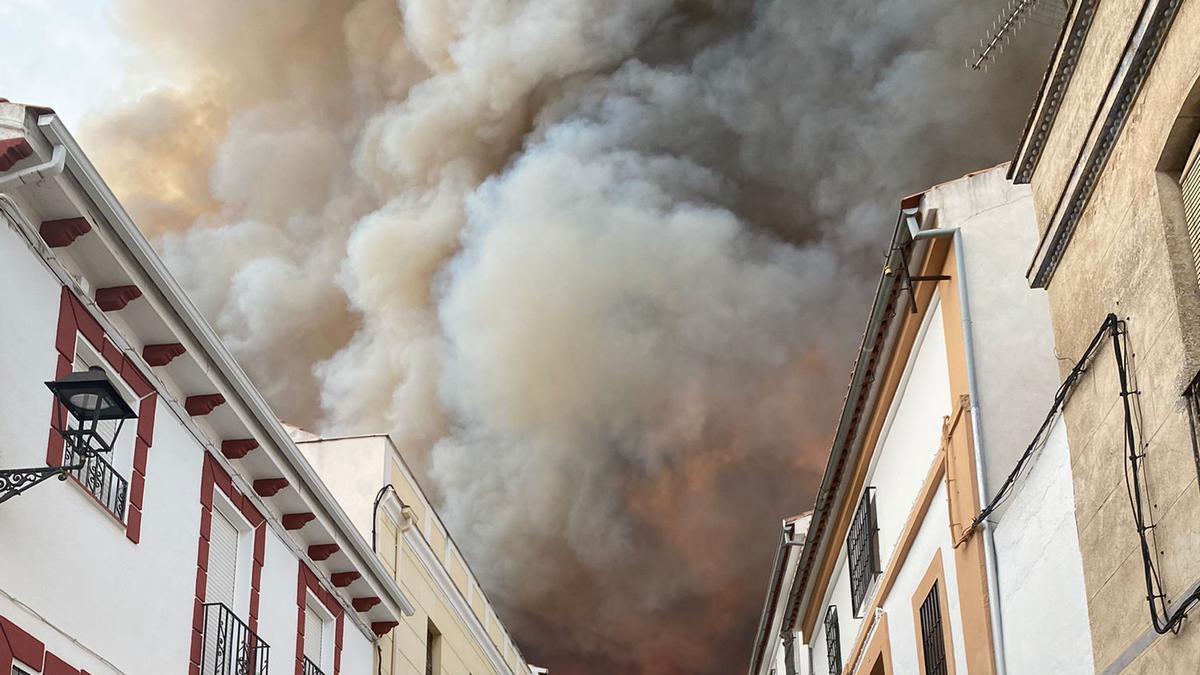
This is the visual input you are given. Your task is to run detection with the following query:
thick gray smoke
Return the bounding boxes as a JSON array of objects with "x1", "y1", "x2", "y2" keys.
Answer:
[{"x1": 84, "y1": 0, "x2": 1054, "y2": 672}]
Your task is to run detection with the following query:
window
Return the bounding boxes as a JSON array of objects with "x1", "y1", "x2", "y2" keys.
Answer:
[
  {"x1": 846, "y1": 487, "x2": 880, "y2": 617},
  {"x1": 304, "y1": 601, "x2": 329, "y2": 675},
  {"x1": 208, "y1": 508, "x2": 241, "y2": 609},
  {"x1": 13, "y1": 667, "x2": 32, "y2": 675},
  {"x1": 426, "y1": 621, "x2": 442, "y2": 675},
  {"x1": 919, "y1": 581, "x2": 949, "y2": 675},
  {"x1": 1186, "y1": 373, "x2": 1200, "y2": 484},
  {"x1": 824, "y1": 605, "x2": 841, "y2": 675},
  {"x1": 60, "y1": 338, "x2": 136, "y2": 521},
  {"x1": 1180, "y1": 134, "x2": 1200, "y2": 283}
]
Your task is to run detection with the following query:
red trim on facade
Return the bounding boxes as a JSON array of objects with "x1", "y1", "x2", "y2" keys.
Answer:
[
  {"x1": 221, "y1": 438, "x2": 259, "y2": 459},
  {"x1": 142, "y1": 342, "x2": 186, "y2": 366},
  {"x1": 371, "y1": 622, "x2": 397, "y2": 638},
  {"x1": 47, "y1": 287, "x2": 157, "y2": 543},
  {"x1": 282, "y1": 512, "x2": 316, "y2": 530},
  {"x1": 351, "y1": 597, "x2": 381, "y2": 612},
  {"x1": 330, "y1": 572, "x2": 360, "y2": 588},
  {"x1": 0, "y1": 615, "x2": 45, "y2": 670},
  {"x1": 0, "y1": 612, "x2": 95, "y2": 675},
  {"x1": 0, "y1": 137, "x2": 33, "y2": 172},
  {"x1": 188, "y1": 453, "x2": 268, "y2": 674},
  {"x1": 93, "y1": 285, "x2": 141, "y2": 312},
  {"x1": 252, "y1": 478, "x2": 289, "y2": 497},
  {"x1": 295, "y1": 561, "x2": 345, "y2": 675},
  {"x1": 43, "y1": 652, "x2": 80, "y2": 675},
  {"x1": 184, "y1": 394, "x2": 225, "y2": 416},
  {"x1": 38, "y1": 217, "x2": 92, "y2": 248},
  {"x1": 307, "y1": 544, "x2": 339, "y2": 561}
]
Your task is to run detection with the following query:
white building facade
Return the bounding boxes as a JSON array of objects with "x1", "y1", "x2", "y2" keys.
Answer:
[
  {"x1": 775, "y1": 166, "x2": 1094, "y2": 675},
  {"x1": 0, "y1": 102, "x2": 414, "y2": 674}
]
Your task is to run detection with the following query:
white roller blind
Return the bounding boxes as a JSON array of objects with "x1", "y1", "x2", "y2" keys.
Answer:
[
  {"x1": 1183, "y1": 136, "x2": 1200, "y2": 286},
  {"x1": 207, "y1": 509, "x2": 240, "y2": 609},
  {"x1": 305, "y1": 605, "x2": 324, "y2": 663}
]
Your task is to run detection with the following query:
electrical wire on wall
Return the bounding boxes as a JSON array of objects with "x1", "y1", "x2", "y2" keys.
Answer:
[{"x1": 967, "y1": 313, "x2": 1200, "y2": 635}]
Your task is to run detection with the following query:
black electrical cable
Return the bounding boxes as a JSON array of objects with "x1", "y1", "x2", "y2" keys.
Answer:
[
  {"x1": 969, "y1": 314, "x2": 1118, "y2": 532},
  {"x1": 969, "y1": 312, "x2": 1200, "y2": 635},
  {"x1": 371, "y1": 483, "x2": 399, "y2": 675},
  {"x1": 1112, "y1": 319, "x2": 1200, "y2": 634}
]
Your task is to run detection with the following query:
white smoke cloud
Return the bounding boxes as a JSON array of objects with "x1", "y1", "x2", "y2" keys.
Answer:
[{"x1": 82, "y1": 0, "x2": 1056, "y2": 671}]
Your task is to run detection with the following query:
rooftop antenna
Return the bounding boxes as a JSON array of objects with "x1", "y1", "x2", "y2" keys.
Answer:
[{"x1": 968, "y1": 0, "x2": 1068, "y2": 71}]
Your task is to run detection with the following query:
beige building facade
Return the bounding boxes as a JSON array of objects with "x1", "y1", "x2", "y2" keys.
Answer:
[
  {"x1": 1012, "y1": 0, "x2": 1200, "y2": 670},
  {"x1": 295, "y1": 431, "x2": 543, "y2": 675}
]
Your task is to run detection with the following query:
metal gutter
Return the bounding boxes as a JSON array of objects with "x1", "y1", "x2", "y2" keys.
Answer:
[
  {"x1": 782, "y1": 212, "x2": 911, "y2": 635},
  {"x1": 35, "y1": 114, "x2": 416, "y2": 620},
  {"x1": 748, "y1": 523, "x2": 793, "y2": 675}
]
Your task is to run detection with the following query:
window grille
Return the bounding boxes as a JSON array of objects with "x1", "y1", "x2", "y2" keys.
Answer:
[
  {"x1": 62, "y1": 441, "x2": 127, "y2": 520},
  {"x1": 824, "y1": 606, "x2": 841, "y2": 675},
  {"x1": 846, "y1": 487, "x2": 880, "y2": 617},
  {"x1": 919, "y1": 581, "x2": 948, "y2": 675},
  {"x1": 1181, "y1": 135, "x2": 1200, "y2": 285},
  {"x1": 201, "y1": 602, "x2": 269, "y2": 675},
  {"x1": 303, "y1": 656, "x2": 326, "y2": 675}
]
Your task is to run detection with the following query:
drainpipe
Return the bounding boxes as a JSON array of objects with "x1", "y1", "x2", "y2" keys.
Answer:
[
  {"x1": 907, "y1": 210, "x2": 1008, "y2": 675},
  {"x1": 0, "y1": 144, "x2": 65, "y2": 191}
]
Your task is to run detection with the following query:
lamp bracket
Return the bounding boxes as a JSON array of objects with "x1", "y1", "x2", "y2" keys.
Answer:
[{"x1": 0, "y1": 463, "x2": 85, "y2": 505}]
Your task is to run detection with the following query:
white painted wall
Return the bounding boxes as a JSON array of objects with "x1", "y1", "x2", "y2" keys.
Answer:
[
  {"x1": 801, "y1": 167, "x2": 1089, "y2": 675},
  {"x1": 0, "y1": 211, "x2": 379, "y2": 673},
  {"x1": 807, "y1": 300, "x2": 952, "y2": 674},
  {"x1": 874, "y1": 481, "x2": 967, "y2": 675},
  {"x1": 929, "y1": 168, "x2": 1094, "y2": 674},
  {"x1": 993, "y1": 419, "x2": 1094, "y2": 674}
]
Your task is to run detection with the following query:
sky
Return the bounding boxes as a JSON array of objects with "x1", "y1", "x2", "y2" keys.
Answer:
[
  {"x1": 0, "y1": 2, "x2": 1057, "y2": 673},
  {"x1": 0, "y1": 0, "x2": 134, "y2": 127}
]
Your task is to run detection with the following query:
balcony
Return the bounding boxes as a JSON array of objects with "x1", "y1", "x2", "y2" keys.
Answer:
[
  {"x1": 303, "y1": 656, "x2": 326, "y2": 675},
  {"x1": 202, "y1": 603, "x2": 270, "y2": 675},
  {"x1": 62, "y1": 442, "x2": 127, "y2": 521}
]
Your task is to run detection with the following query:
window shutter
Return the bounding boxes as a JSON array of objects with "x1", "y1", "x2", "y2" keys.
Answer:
[
  {"x1": 305, "y1": 605, "x2": 324, "y2": 663},
  {"x1": 207, "y1": 509, "x2": 240, "y2": 609},
  {"x1": 1182, "y1": 137, "x2": 1200, "y2": 286}
]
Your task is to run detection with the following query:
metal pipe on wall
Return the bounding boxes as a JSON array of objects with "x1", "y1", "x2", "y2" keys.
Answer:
[{"x1": 909, "y1": 217, "x2": 1009, "y2": 675}]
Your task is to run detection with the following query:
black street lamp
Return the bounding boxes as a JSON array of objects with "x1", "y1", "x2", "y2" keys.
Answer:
[{"x1": 0, "y1": 367, "x2": 137, "y2": 504}]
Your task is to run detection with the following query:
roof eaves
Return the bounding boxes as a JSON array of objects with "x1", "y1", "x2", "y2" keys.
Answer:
[{"x1": 34, "y1": 112, "x2": 417, "y2": 621}]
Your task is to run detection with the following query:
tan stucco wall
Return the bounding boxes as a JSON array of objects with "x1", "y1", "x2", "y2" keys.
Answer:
[
  {"x1": 298, "y1": 435, "x2": 534, "y2": 675},
  {"x1": 1030, "y1": 0, "x2": 1146, "y2": 231},
  {"x1": 1027, "y1": 1, "x2": 1200, "y2": 670}
]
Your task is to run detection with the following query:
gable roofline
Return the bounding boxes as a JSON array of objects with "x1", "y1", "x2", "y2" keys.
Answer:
[{"x1": 18, "y1": 109, "x2": 416, "y2": 622}]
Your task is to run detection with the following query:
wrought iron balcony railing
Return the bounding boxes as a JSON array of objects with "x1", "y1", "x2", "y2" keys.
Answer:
[
  {"x1": 202, "y1": 603, "x2": 270, "y2": 675},
  {"x1": 303, "y1": 656, "x2": 326, "y2": 675},
  {"x1": 62, "y1": 442, "x2": 127, "y2": 520}
]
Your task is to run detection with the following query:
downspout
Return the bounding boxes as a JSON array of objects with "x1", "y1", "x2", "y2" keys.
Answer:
[
  {"x1": 907, "y1": 210, "x2": 1008, "y2": 675},
  {"x1": 0, "y1": 144, "x2": 65, "y2": 190}
]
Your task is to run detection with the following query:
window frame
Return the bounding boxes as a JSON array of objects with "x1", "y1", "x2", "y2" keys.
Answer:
[
  {"x1": 209, "y1": 489, "x2": 255, "y2": 619},
  {"x1": 304, "y1": 590, "x2": 335, "y2": 674},
  {"x1": 911, "y1": 550, "x2": 956, "y2": 675}
]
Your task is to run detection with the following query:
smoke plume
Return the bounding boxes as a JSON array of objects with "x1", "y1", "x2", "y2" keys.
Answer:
[{"x1": 82, "y1": 0, "x2": 1054, "y2": 672}]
